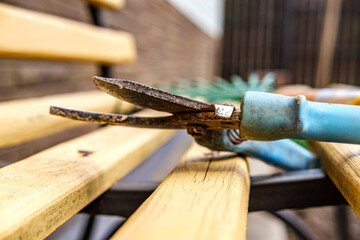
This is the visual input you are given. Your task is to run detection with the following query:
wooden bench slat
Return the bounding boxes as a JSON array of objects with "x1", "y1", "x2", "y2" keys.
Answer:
[
  {"x1": 111, "y1": 143, "x2": 250, "y2": 240},
  {"x1": 311, "y1": 142, "x2": 360, "y2": 217},
  {"x1": 87, "y1": 0, "x2": 126, "y2": 10},
  {"x1": 0, "y1": 91, "x2": 135, "y2": 148},
  {"x1": 0, "y1": 111, "x2": 175, "y2": 240},
  {"x1": 0, "y1": 3, "x2": 136, "y2": 63}
]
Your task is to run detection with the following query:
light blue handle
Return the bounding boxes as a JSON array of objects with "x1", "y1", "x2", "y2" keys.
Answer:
[
  {"x1": 194, "y1": 130, "x2": 318, "y2": 171},
  {"x1": 240, "y1": 91, "x2": 360, "y2": 144},
  {"x1": 240, "y1": 140, "x2": 318, "y2": 170}
]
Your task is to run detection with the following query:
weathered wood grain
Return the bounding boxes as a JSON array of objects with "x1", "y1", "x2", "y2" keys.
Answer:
[
  {"x1": 311, "y1": 141, "x2": 360, "y2": 217},
  {"x1": 0, "y1": 3, "x2": 136, "y2": 63},
  {"x1": 111, "y1": 143, "x2": 250, "y2": 240},
  {"x1": 0, "y1": 90, "x2": 135, "y2": 148},
  {"x1": 87, "y1": 0, "x2": 125, "y2": 10},
  {"x1": 0, "y1": 110, "x2": 175, "y2": 240}
]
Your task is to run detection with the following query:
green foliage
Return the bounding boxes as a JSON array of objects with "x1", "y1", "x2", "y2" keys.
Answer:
[
  {"x1": 292, "y1": 139, "x2": 311, "y2": 150},
  {"x1": 162, "y1": 73, "x2": 276, "y2": 103}
]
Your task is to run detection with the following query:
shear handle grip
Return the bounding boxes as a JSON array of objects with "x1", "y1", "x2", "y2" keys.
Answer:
[
  {"x1": 240, "y1": 140, "x2": 318, "y2": 170},
  {"x1": 240, "y1": 91, "x2": 360, "y2": 144},
  {"x1": 194, "y1": 130, "x2": 318, "y2": 171}
]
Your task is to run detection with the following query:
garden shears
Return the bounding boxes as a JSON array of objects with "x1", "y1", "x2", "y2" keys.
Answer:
[{"x1": 50, "y1": 77, "x2": 360, "y2": 170}]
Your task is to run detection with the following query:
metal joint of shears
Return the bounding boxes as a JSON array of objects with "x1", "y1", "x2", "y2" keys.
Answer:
[{"x1": 50, "y1": 77, "x2": 360, "y2": 170}]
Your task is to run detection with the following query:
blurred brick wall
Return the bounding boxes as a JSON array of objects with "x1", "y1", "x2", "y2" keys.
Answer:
[{"x1": 0, "y1": 0, "x2": 219, "y2": 101}]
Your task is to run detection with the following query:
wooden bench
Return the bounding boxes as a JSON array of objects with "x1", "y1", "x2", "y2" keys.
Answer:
[
  {"x1": 0, "y1": 1, "x2": 358, "y2": 240},
  {"x1": 111, "y1": 144, "x2": 250, "y2": 240},
  {"x1": 0, "y1": 2, "x2": 251, "y2": 239},
  {"x1": 311, "y1": 142, "x2": 360, "y2": 217},
  {"x1": 86, "y1": 0, "x2": 126, "y2": 10},
  {"x1": 0, "y1": 2, "x2": 135, "y2": 63},
  {"x1": 0, "y1": 112, "x2": 175, "y2": 239},
  {"x1": 0, "y1": 2, "x2": 158, "y2": 239},
  {"x1": 0, "y1": 91, "x2": 134, "y2": 149}
]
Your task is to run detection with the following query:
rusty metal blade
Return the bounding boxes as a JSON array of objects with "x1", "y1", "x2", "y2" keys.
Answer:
[
  {"x1": 50, "y1": 106, "x2": 187, "y2": 129},
  {"x1": 50, "y1": 105, "x2": 241, "y2": 130},
  {"x1": 92, "y1": 76, "x2": 214, "y2": 113}
]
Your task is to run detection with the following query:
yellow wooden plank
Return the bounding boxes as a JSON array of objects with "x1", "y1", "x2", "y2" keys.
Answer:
[
  {"x1": 0, "y1": 91, "x2": 136, "y2": 148},
  {"x1": 112, "y1": 143, "x2": 250, "y2": 240},
  {"x1": 0, "y1": 111, "x2": 175, "y2": 240},
  {"x1": 0, "y1": 3, "x2": 136, "y2": 63},
  {"x1": 311, "y1": 141, "x2": 360, "y2": 217},
  {"x1": 87, "y1": 0, "x2": 126, "y2": 10}
]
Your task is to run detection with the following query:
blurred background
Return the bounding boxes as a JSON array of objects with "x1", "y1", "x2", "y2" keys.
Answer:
[
  {"x1": 0, "y1": 0, "x2": 220, "y2": 101},
  {"x1": 222, "y1": 0, "x2": 360, "y2": 87},
  {"x1": 0, "y1": 0, "x2": 359, "y2": 239},
  {"x1": 1, "y1": 0, "x2": 360, "y2": 102}
]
